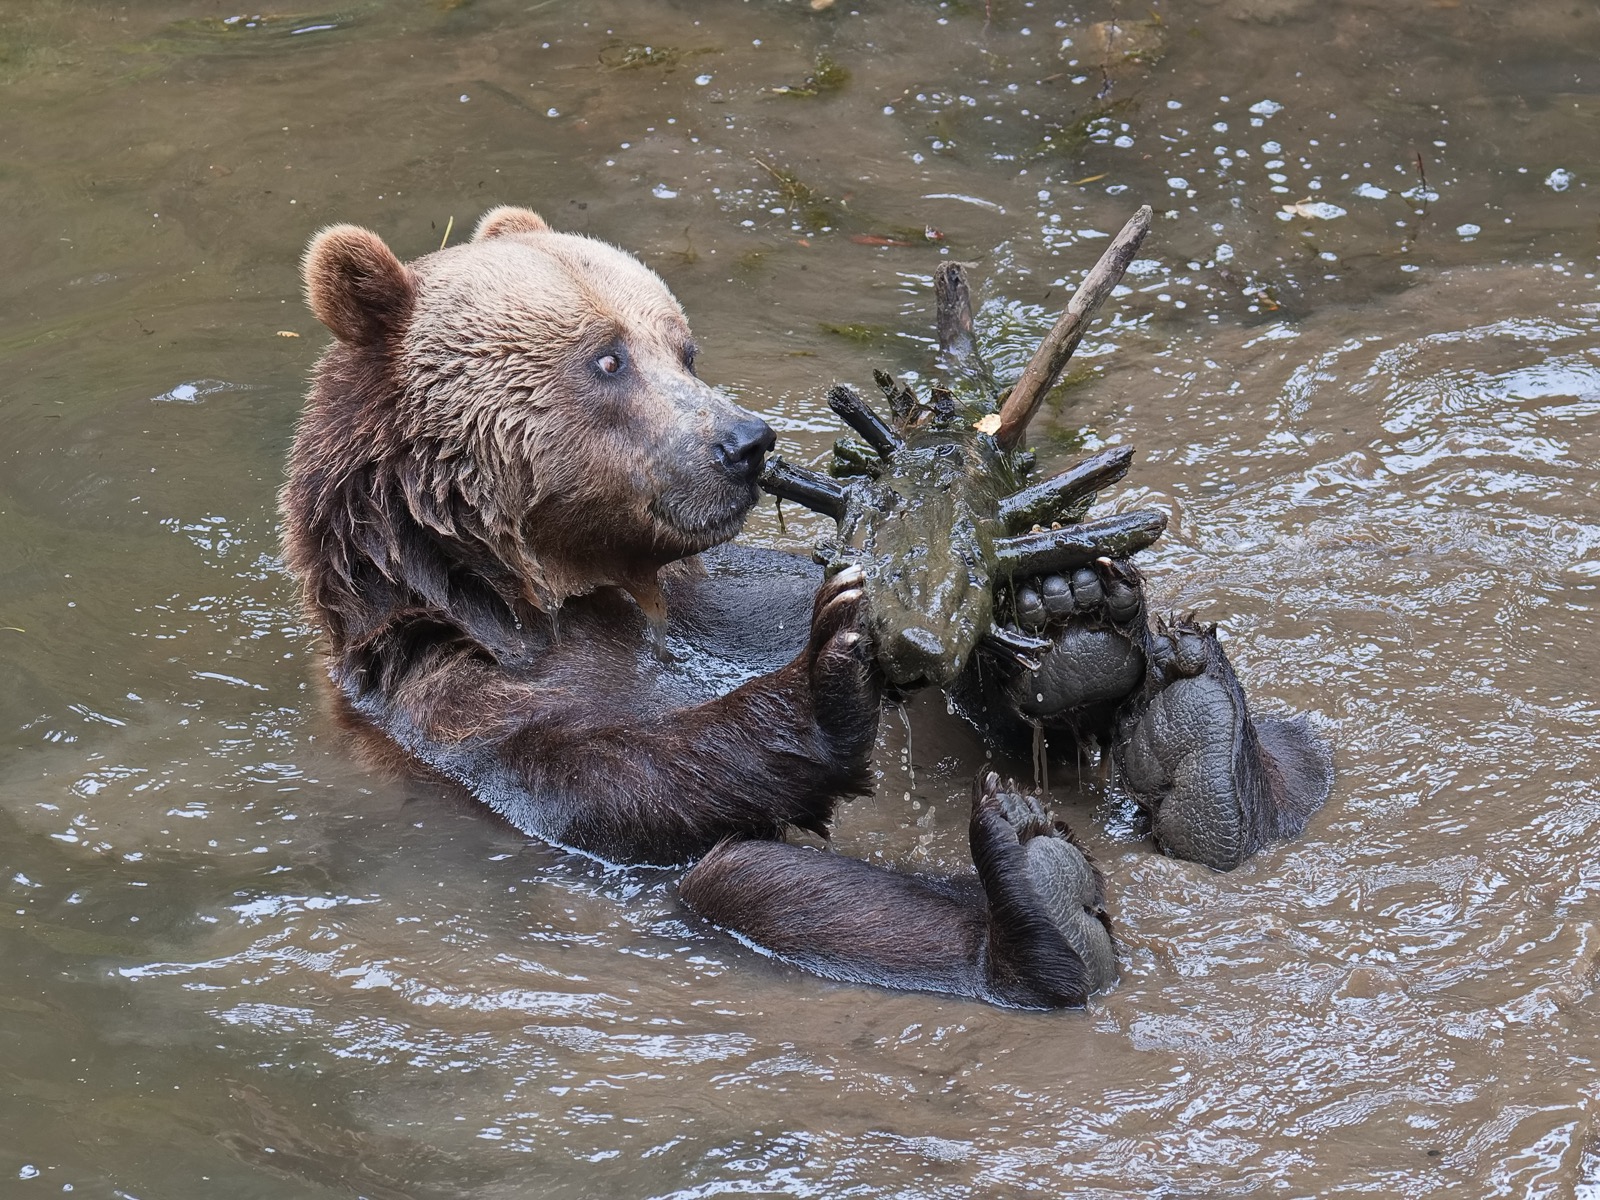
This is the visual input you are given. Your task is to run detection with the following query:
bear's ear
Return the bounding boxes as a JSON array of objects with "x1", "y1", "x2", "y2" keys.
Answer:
[
  {"x1": 303, "y1": 225, "x2": 418, "y2": 347},
  {"x1": 472, "y1": 206, "x2": 551, "y2": 241}
]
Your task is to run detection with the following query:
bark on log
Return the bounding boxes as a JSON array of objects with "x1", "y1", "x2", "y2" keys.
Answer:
[
  {"x1": 758, "y1": 458, "x2": 848, "y2": 520},
  {"x1": 827, "y1": 385, "x2": 903, "y2": 459},
  {"x1": 935, "y1": 262, "x2": 996, "y2": 394}
]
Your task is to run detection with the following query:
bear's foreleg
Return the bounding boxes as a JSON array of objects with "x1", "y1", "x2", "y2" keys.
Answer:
[
  {"x1": 484, "y1": 569, "x2": 883, "y2": 866},
  {"x1": 678, "y1": 772, "x2": 1116, "y2": 1008}
]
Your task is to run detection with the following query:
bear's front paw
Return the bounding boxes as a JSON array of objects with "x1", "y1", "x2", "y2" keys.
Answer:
[
  {"x1": 970, "y1": 771, "x2": 1117, "y2": 1007},
  {"x1": 803, "y1": 566, "x2": 883, "y2": 761},
  {"x1": 1001, "y1": 558, "x2": 1147, "y2": 730}
]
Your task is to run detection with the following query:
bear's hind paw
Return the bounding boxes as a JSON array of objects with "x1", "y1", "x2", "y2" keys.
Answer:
[
  {"x1": 970, "y1": 771, "x2": 1118, "y2": 1008},
  {"x1": 1117, "y1": 616, "x2": 1333, "y2": 871}
]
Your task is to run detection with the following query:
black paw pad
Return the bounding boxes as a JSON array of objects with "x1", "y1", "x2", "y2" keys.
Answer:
[
  {"x1": 1064, "y1": 568, "x2": 1102, "y2": 612},
  {"x1": 1005, "y1": 557, "x2": 1144, "y2": 636},
  {"x1": 1118, "y1": 618, "x2": 1332, "y2": 871},
  {"x1": 979, "y1": 770, "x2": 1049, "y2": 834},
  {"x1": 1148, "y1": 614, "x2": 1216, "y2": 682}
]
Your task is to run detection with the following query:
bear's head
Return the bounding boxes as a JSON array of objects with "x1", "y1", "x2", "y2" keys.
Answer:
[{"x1": 299, "y1": 206, "x2": 775, "y2": 620}]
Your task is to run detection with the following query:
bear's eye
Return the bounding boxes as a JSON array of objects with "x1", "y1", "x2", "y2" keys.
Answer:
[
  {"x1": 682, "y1": 344, "x2": 698, "y2": 375},
  {"x1": 594, "y1": 349, "x2": 626, "y2": 377}
]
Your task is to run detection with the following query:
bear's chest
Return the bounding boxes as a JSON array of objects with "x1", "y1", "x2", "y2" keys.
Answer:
[{"x1": 504, "y1": 543, "x2": 821, "y2": 716}]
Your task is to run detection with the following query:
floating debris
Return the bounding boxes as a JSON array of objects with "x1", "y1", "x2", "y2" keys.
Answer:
[
  {"x1": 762, "y1": 208, "x2": 1159, "y2": 689},
  {"x1": 598, "y1": 42, "x2": 718, "y2": 71},
  {"x1": 771, "y1": 53, "x2": 849, "y2": 97}
]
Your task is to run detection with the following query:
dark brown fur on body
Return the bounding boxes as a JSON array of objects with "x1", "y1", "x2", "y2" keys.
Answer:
[
  {"x1": 282, "y1": 208, "x2": 1113, "y2": 1006},
  {"x1": 283, "y1": 211, "x2": 881, "y2": 865}
]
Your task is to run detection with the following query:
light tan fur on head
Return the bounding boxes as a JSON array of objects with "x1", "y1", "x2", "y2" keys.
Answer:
[
  {"x1": 300, "y1": 209, "x2": 756, "y2": 621},
  {"x1": 399, "y1": 225, "x2": 707, "y2": 615}
]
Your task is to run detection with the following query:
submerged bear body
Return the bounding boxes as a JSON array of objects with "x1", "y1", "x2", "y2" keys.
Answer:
[{"x1": 336, "y1": 541, "x2": 838, "y2": 866}]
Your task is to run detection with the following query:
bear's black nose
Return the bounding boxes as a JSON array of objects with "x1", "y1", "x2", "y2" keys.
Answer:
[{"x1": 714, "y1": 416, "x2": 777, "y2": 482}]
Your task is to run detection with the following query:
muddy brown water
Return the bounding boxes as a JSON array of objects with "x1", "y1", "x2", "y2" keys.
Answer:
[{"x1": 3, "y1": 1, "x2": 1599, "y2": 1196}]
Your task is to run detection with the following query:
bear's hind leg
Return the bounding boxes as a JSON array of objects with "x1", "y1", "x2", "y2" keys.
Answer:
[
  {"x1": 680, "y1": 840, "x2": 991, "y2": 998},
  {"x1": 1118, "y1": 618, "x2": 1334, "y2": 871},
  {"x1": 678, "y1": 774, "x2": 1116, "y2": 1009}
]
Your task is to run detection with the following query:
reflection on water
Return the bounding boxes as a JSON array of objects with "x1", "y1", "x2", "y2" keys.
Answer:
[{"x1": 3, "y1": 0, "x2": 1599, "y2": 1195}]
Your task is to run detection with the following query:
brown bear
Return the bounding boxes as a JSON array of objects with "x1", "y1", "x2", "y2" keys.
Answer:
[{"x1": 281, "y1": 206, "x2": 1118, "y2": 1009}]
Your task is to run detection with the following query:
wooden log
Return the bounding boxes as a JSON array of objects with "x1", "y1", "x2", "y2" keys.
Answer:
[
  {"x1": 759, "y1": 457, "x2": 849, "y2": 520},
  {"x1": 827, "y1": 385, "x2": 903, "y2": 458},
  {"x1": 934, "y1": 262, "x2": 996, "y2": 394}
]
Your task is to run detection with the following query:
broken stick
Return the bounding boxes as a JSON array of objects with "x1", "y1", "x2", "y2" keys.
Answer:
[{"x1": 995, "y1": 205, "x2": 1153, "y2": 452}]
